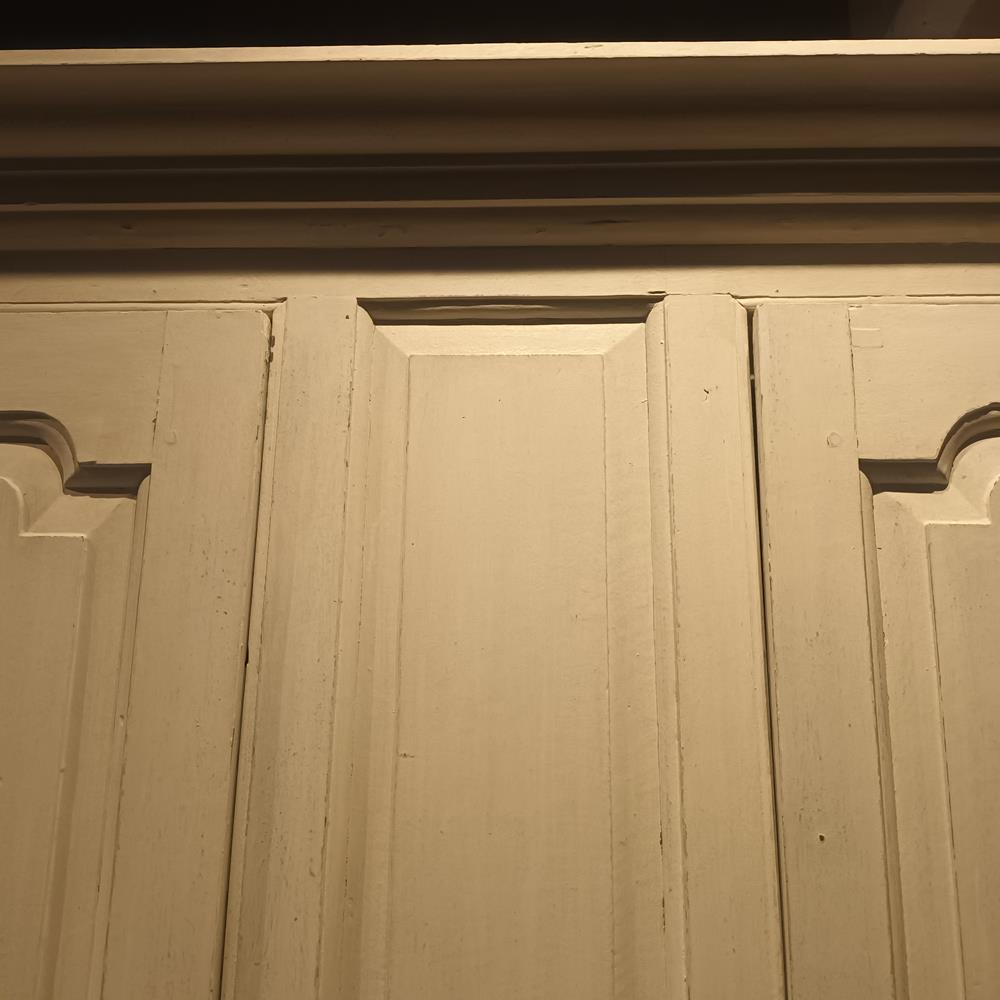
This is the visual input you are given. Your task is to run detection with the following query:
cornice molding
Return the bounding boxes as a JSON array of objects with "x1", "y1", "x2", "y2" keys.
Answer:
[
  {"x1": 2, "y1": 43, "x2": 999, "y2": 250},
  {"x1": 3, "y1": 41, "x2": 1000, "y2": 158}
]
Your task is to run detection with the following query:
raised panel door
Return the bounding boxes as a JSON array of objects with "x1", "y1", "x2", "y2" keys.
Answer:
[
  {"x1": 756, "y1": 300, "x2": 1000, "y2": 1000},
  {"x1": 227, "y1": 294, "x2": 784, "y2": 1000},
  {"x1": 0, "y1": 308, "x2": 269, "y2": 1000}
]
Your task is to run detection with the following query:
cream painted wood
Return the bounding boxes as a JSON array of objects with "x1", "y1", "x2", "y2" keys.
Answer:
[
  {"x1": 0, "y1": 309, "x2": 269, "y2": 1000},
  {"x1": 0, "y1": 446, "x2": 135, "y2": 1000},
  {"x1": 0, "y1": 311, "x2": 162, "y2": 466},
  {"x1": 225, "y1": 297, "x2": 358, "y2": 1000},
  {"x1": 228, "y1": 294, "x2": 783, "y2": 1000},
  {"x1": 2, "y1": 43, "x2": 998, "y2": 159},
  {"x1": 754, "y1": 301, "x2": 897, "y2": 1000},
  {"x1": 0, "y1": 261, "x2": 998, "y2": 312},
  {"x1": 854, "y1": 303, "x2": 1000, "y2": 1000},
  {"x1": 8, "y1": 203, "x2": 1000, "y2": 253},
  {"x1": 2, "y1": 39, "x2": 1000, "y2": 1000},
  {"x1": 852, "y1": 304, "x2": 1000, "y2": 469},
  {"x1": 659, "y1": 296, "x2": 783, "y2": 1000},
  {"x1": 756, "y1": 299, "x2": 1000, "y2": 1000},
  {"x1": 3, "y1": 45, "x2": 999, "y2": 253}
]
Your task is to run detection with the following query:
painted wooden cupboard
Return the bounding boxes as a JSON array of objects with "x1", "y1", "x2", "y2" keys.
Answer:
[{"x1": 2, "y1": 41, "x2": 999, "y2": 1000}]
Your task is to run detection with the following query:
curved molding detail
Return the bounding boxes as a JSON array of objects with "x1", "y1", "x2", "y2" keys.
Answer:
[
  {"x1": 0, "y1": 411, "x2": 150, "y2": 496},
  {"x1": 942, "y1": 436, "x2": 1000, "y2": 524},
  {"x1": 862, "y1": 403, "x2": 1000, "y2": 493}
]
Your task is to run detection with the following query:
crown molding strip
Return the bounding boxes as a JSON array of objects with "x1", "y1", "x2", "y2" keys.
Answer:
[
  {"x1": 2, "y1": 43, "x2": 999, "y2": 250},
  {"x1": 1, "y1": 42, "x2": 999, "y2": 159},
  {"x1": 3, "y1": 202, "x2": 1000, "y2": 251}
]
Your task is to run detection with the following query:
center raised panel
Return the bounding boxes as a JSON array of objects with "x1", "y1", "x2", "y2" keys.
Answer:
[
  {"x1": 331, "y1": 313, "x2": 666, "y2": 1000},
  {"x1": 229, "y1": 294, "x2": 782, "y2": 1000}
]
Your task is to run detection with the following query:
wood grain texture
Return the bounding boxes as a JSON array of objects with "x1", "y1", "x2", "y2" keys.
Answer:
[
  {"x1": 754, "y1": 301, "x2": 898, "y2": 999},
  {"x1": 662, "y1": 296, "x2": 784, "y2": 1000},
  {"x1": 851, "y1": 303, "x2": 1000, "y2": 464},
  {"x1": 924, "y1": 460, "x2": 1000, "y2": 1000},
  {"x1": 872, "y1": 442, "x2": 1000, "y2": 1000},
  {"x1": 0, "y1": 311, "x2": 164, "y2": 466},
  {"x1": 855, "y1": 304, "x2": 1000, "y2": 1000},
  {"x1": 0, "y1": 445, "x2": 135, "y2": 1000},
  {"x1": 224, "y1": 294, "x2": 781, "y2": 999},
  {"x1": 224, "y1": 298, "x2": 358, "y2": 1000},
  {"x1": 0, "y1": 305, "x2": 270, "y2": 1000},
  {"x1": 332, "y1": 320, "x2": 659, "y2": 1000},
  {"x1": 100, "y1": 310, "x2": 269, "y2": 999}
]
